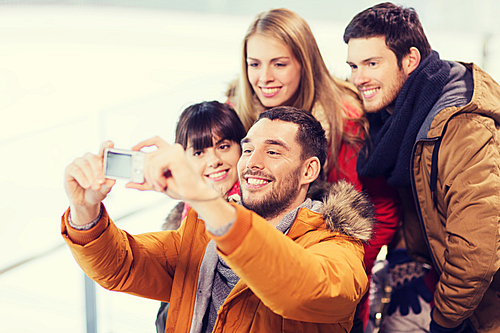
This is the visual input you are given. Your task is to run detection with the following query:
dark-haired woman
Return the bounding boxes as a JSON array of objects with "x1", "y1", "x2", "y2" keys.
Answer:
[{"x1": 156, "y1": 100, "x2": 246, "y2": 333}]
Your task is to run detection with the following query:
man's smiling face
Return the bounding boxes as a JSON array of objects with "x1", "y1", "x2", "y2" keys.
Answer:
[
  {"x1": 347, "y1": 36, "x2": 408, "y2": 113},
  {"x1": 238, "y1": 118, "x2": 305, "y2": 220}
]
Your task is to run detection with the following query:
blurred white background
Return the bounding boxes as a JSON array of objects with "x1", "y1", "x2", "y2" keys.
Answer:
[{"x1": 0, "y1": 1, "x2": 499, "y2": 332}]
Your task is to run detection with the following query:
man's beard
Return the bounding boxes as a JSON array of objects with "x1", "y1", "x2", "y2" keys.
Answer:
[
  {"x1": 240, "y1": 166, "x2": 302, "y2": 221},
  {"x1": 362, "y1": 68, "x2": 407, "y2": 113}
]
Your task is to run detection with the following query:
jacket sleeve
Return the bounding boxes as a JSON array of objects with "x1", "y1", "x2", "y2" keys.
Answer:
[
  {"x1": 60, "y1": 206, "x2": 182, "y2": 302},
  {"x1": 212, "y1": 204, "x2": 368, "y2": 324},
  {"x1": 432, "y1": 114, "x2": 500, "y2": 326}
]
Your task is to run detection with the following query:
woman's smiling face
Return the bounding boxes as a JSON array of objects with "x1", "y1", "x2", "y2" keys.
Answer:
[
  {"x1": 185, "y1": 137, "x2": 241, "y2": 197},
  {"x1": 246, "y1": 34, "x2": 302, "y2": 108}
]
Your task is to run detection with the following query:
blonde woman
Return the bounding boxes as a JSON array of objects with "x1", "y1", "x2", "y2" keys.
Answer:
[
  {"x1": 230, "y1": 8, "x2": 366, "y2": 179},
  {"x1": 228, "y1": 8, "x2": 401, "y2": 330}
]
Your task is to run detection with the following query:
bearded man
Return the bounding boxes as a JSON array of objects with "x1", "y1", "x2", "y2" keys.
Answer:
[{"x1": 61, "y1": 106, "x2": 374, "y2": 332}]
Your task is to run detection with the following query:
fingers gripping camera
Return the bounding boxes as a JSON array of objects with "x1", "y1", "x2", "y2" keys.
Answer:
[{"x1": 103, "y1": 148, "x2": 145, "y2": 183}]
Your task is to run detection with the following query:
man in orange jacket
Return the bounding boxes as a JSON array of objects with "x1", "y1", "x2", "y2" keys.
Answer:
[{"x1": 62, "y1": 106, "x2": 374, "y2": 332}]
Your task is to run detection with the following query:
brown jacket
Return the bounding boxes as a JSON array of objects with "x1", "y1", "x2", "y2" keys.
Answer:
[
  {"x1": 406, "y1": 62, "x2": 500, "y2": 331},
  {"x1": 61, "y1": 181, "x2": 374, "y2": 332}
]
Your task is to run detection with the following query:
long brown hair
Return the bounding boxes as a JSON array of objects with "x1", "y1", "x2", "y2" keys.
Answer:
[{"x1": 231, "y1": 8, "x2": 368, "y2": 175}]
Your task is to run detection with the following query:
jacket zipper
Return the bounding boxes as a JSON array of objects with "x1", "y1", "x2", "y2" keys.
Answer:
[{"x1": 409, "y1": 137, "x2": 441, "y2": 274}]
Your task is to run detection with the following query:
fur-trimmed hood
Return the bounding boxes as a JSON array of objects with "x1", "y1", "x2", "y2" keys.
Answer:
[
  {"x1": 166, "y1": 180, "x2": 375, "y2": 242},
  {"x1": 309, "y1": 180, "x2": 374, "y2": 242}
]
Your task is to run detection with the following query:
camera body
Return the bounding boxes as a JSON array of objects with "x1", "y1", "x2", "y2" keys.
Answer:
[{"x1": 103, "y1": 148, "x2": 145, "y2": 183}]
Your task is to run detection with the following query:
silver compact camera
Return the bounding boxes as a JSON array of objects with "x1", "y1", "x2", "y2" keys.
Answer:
[{"x1": 103, "y1": 148, "x2": 145, "y2": 183}]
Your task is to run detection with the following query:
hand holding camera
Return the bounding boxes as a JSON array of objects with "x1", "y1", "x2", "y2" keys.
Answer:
[
  {"x1": 64, "y1": 137, "x2": 225, "y2": 226},
  {"x1": 123, "y1": 136, "x2": 235, "y2": 229},
  {"x1": 126, "y1": 136, "x2": 219, "y2": 203},
  {"x1": 64, "y1": 141, "x2": 117, "y2": 225}
]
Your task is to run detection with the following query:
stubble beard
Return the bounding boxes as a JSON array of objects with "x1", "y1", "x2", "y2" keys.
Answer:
[
  {"x1": 362, "y1": 69, "x2": 407, "y2": 113},
  {"x1": 240, "y1": 166, "x2": 302, "y2": 221}
]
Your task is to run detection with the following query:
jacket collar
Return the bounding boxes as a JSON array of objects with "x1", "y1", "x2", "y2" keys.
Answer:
[
  {"x1": 425, "y1": 62, "x2": 500, "y2": 139},
  {"x1": 289, "y1": 180, "x2": 374, "y2": 242}
]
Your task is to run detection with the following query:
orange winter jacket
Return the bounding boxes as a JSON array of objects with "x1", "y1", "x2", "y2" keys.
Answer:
[{"x1": 61, "y1": 181, "x2": 373, "y2": 332}]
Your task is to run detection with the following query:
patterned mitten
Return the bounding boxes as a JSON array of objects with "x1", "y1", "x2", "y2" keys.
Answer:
[{"x1": 386, "y1": 249, "x2": 433, "y2": 316}]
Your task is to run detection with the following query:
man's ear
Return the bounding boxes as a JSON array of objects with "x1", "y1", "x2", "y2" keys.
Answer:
[
  {"x1": 301, "y1": 157, "x2": 321, "y2": 185},
  {"x1": 403, "y1": 47, "x2": 421, "y2": 75}
]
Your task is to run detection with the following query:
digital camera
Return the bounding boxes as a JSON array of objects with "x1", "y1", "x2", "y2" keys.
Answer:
[{"x1": 103, "y1": 148, "x2": 145, "y2": 183}]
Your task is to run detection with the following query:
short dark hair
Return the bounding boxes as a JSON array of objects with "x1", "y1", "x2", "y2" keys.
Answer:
[
  {"x1": 257, "y1": 106, "x2": 328, "y2": 174},
  {"x1": 175, "y1": 101, "x2": 246, "y2": 151},
  {"x1": 343, "y1": 2, "x2": 431, "y2": 68}
]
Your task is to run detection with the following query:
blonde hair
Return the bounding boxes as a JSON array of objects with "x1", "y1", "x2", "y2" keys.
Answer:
[{"x1": 231, "y1": 8, "x2": 367, "y2": 175}]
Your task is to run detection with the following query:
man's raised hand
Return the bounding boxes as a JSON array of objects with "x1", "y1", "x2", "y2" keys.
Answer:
[
  {"x1": 126, "y1": 136, "x2": 219, "y2": 203},
  {"x1": 64, "y1": 141, "x2": 116, "y2": 225}
]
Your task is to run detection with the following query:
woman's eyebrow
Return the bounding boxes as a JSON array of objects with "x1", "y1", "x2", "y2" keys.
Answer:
[
  {"x1": 215, "y1": 138, "x2": 229, "y2": 145},
  {"x1": 247, "y1": 56, "x2": 290, "y2": 62}
]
